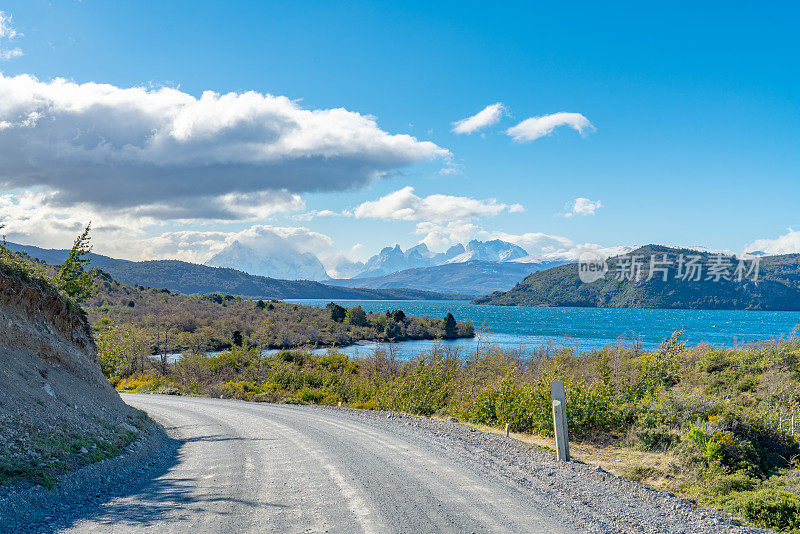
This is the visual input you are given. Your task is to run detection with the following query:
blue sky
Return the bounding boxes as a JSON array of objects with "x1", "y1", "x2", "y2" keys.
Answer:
[{"x1": 0, "y1": 1, "x2": 798, "y2": 270}]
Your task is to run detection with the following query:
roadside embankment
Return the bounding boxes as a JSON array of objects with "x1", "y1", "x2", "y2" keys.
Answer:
[{"x1": 0, "y1": 266, "x2": 171, "y2": 530}]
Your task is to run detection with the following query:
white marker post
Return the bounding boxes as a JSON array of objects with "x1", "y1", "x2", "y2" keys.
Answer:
[{"x1": 551, "y1": 381, "x2": 570, "y2": 462}]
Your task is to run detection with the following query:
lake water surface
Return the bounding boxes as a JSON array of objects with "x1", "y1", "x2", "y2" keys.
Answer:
[{"x1": 286, "y1": 299, "x2": 800, "y2": 359}]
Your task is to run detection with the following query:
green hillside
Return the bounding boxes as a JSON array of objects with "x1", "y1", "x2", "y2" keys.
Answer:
[{"x1": 474, "y1": 245, "x2": 800, "y2": 310}]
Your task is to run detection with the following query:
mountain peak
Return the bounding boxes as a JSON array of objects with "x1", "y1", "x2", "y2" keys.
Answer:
[{"x1": 354, "y1": 239, "x2": 532, "y2": 278}]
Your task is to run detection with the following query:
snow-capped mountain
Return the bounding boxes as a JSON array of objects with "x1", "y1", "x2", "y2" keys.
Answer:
[
  {"x1": 205, "y1": 240, "x2": 330, "y2": 281},
  {"x1": 354, "y1": 240, "x2": 529, "y2": 278},
  {"x1": 354, "y1": 242, "x2": 467, "y2": 278},
  {"x1": 445, "y1": 239, "x2": 528, "y2": 264}
]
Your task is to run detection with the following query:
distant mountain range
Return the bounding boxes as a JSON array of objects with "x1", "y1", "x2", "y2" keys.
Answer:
[
  {"x1": 353, "y1": 240, "x2": 530, "y2": 279},
  {"x1": 5, "y1": 238, "x2": 570, "y2": 297},
  {"x1": 330, "y1": 260, "x2": 565, "y2": 296},
  {"x1": 474, "y1": 245, "x2": 800, "y2": 311},
  {"x1": 195, "y1": 238, "x2": 540, "y2": 282},
  {"x1": 4, "y1": 242, "x2": 466, "y2": 300}
]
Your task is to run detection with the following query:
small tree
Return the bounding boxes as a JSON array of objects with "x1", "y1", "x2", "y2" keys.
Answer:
[
  {"x1": 327, "y1": 302, "x2": 346, "y2": 323},
  {"x1": 384, "y1": 319, "x2": 402, "y2": 339},
  {"x1": 443, "y1": 313, "x2": 457, "y2": 339},
  {"x1": 232, "y1": 330, "x2": 244, "y2": 347},
  {"x1": 346, "y1": 305, "x2": 368, "y2": 327},
  {"x1": 54, "y1": 223, "x2": 96, "y2": 303}
]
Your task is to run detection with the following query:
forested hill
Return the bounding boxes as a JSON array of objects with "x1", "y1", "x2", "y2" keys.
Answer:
[
  {"x1": 5, "y1": 242, "x2": 465, "y2": 300},
  {"x1": 474, "y1": 245, "x2": 800, "y2": 310},
  {"x1": 98, "y1": 260, "x2": 466, "y2": 300}
]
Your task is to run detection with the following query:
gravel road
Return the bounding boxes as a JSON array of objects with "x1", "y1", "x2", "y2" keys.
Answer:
[{"x1": 16, "y1": 394, "x2": 764, "y2": 533}]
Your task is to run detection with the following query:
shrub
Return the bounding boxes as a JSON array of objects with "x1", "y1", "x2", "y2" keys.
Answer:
[
  {"x1": 710, "y1": 472, "x2": 757, "y2": 497},
  {"x1": 346, "y1": 306, "x2": 368, "y2": 326},
  {"x1": 728, "y1": 489, "x2": 800, "y2": 531}
]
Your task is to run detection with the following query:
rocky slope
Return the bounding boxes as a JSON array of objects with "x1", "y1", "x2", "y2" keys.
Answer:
[{"x1": 0, "y1": 266, "x2": 148, "y2": 492}]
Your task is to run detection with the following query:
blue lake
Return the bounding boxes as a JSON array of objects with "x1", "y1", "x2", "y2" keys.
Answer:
[{"x1": 286, "y1": 299, "x2": 800, "y2": 358}]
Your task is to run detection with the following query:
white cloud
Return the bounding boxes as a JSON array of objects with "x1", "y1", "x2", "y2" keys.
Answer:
[
  {"x1": 126, "y1": 225, "x2": 335, "y2": 266},
  {"x1": 0, "y1": 12, "x2": 20, "y2": 40},
  {"x1": 0, "y1": 12, "x2": 21, "y2": 60},
  {"x1": 488, "y1": 231, "x2": 633, "y2": 262},
  {"x1": 0, "y1": 189, "x2": 151, "y2": 252},
  {"x1": 235, "y1": 225, "x2": 332, "y2": 255},
  {"x1": 745, "y1": 228, "x2": 800, "y2": 255},
  {"x1": 415, "y1": 221, "x2": 480, "y2": 250},
  {"x1": 0, "y1": 73, "x2": 448, "y2": 219},
  {"x1": 506, "y1": 112, "x2": 594, "y2": 142},
  {"x1": 451, "y1": 103, "x2": 506, "y2": 135},
  {"x1": 563, "y1": 197, "x2": 602, "y2": 218},
  {"x1": 490, "y1": 231, "x2": 574, "y2": 256},
  {"x1": 293, "y1": 209, "x2": 344, "y2": 221},
  {"x1": 353, "y1": 187, "x2": 526, "y2": 250},
  {"x1": 0, "y1": 48, "x2": 22, "y2": 60},
  {"x1": 0, "y1": 190, "x2": 313, "y2": 262},
  {"x1": 438, "y1": 165, "x2": 462, "y2": 176},
  {"x1": 353, "y1": 186, "x2": 513, "y2": 222}
]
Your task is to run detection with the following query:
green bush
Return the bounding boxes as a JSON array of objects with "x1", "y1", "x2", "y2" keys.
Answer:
[
  {"x1": 728, "y1": 489, "x2": 800, "y2": 531},
  {"x1": 710, "y1": 472, "x2": 757, "y2": 497}
]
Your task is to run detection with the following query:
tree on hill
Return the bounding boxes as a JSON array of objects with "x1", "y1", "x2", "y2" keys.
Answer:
[
  {"x1": 232, "y1": 330, "x2": 244, "y2": 347},
  {"x1": 443, "y1": 313, "x2": 457, "y2": 338},
  {"x1": 384, "y1": 318, "x2": 401, "y2": 339},
  {"x1": 327, "y1": 302, "x2": 346, "y2": 322},
  {"x1": 54, "y1": 223, "x2": 96, "y2": 304},
  {"x1": 346, "y1": 305, "x2": 368, "y2": 326}
]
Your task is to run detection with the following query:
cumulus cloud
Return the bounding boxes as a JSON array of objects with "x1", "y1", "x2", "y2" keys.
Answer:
[
  {"x1": 506, "y1": 112, "x2": 594, "y2": 142},
  {"x1": 352, "y1": 187, "x2": 525, "y2": 250},
  {"x1": 563, "y1": 197, "x2": 602, "y2": 218},
  {"x1": 0, "y1": 11, "x2": 22, "y2": 60},
  {"x1": 415, "y1": 221, "x2": 480, "y2": 250},
  {"x1": 490, "y1": 231, "x2": 574, "y2": 256},
  {"x1": 116, "y1": 225, "x2": 334, "y2": 266},
  {"x1": 0, "y1": 73, "x2": 448, "y2": 219},
  {"x1": 0, "y1": 189, "x2": 318, "y2": 262},
  {"x1": 353, "y1": 186, "x2": 512, "y2": 222},
  {"x1": 0, "y1": 189, "x2": 151, "y2": 253},
  {"x1": 745, "y1": 228, "x2": 800, "y2": 256},
  {"x1": 451, "y1": 103, "x2": 506, "y2": 135},
  {"x1": 235, "y1": 225, "x2": 332, "y2": 254}
]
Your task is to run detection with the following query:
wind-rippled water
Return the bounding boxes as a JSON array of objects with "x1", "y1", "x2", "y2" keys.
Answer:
[{"x1": 287, "y1": 299, "x2": 800, "y2": 358}]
